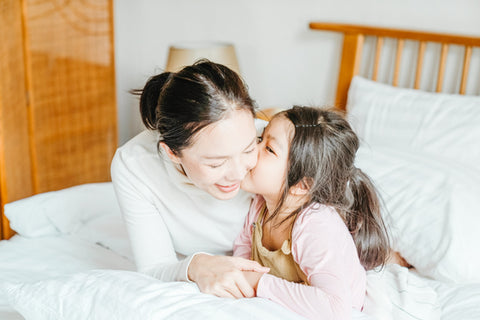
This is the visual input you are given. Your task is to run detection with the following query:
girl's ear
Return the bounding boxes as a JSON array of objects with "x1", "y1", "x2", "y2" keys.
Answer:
[
  {"x1": 289, "y1": 177, "x2": 312, "y2": 196},
  {"x1": 159, "y1": 142, "x2": 181, "y2": 164}
]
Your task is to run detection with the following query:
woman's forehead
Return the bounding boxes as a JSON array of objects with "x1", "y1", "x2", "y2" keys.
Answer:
[{"x1": 187, "y1": 109, "x2": 256, "y2": 158}]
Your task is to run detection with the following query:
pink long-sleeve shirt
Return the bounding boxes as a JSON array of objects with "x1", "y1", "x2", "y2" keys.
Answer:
[{"x1": 233, "y1": 195, "x2": 366, "y2": 320}]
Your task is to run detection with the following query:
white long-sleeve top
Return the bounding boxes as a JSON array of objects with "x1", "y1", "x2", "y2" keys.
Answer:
[{"x1": 111, "y1": 129, "x2": 255, "y2": 282}]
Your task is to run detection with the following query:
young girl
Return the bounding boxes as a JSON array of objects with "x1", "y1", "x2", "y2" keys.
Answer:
[{"x1": 233, "y1": 106, "x2": 390, "y2": 320}]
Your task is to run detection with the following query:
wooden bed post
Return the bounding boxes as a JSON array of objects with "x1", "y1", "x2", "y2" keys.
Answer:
[{"x1": 335, "y1": 33, "x2": 364, "y2": 110}]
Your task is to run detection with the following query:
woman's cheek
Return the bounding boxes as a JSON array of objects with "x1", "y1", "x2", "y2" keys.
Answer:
[{"x1": 248, "y1": 149, "x2": 259, "y2": 170}]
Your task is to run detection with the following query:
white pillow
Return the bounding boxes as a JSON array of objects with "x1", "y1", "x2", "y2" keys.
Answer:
[
  {"x1": 356, "y1": 145, "x2": 480, "y2": 284},
  {"x1": 347, "y1": 76, "x2": 480, "y2": 169},
  {"x1": 5, "y1": 182, "x2": 121, "y2": 237},
  {"x1": 74, "y1": 213, "x2": 133, "y2": 260},
  {"x1": 2, "y1": 270, "x2": 307, "y2": 320}
]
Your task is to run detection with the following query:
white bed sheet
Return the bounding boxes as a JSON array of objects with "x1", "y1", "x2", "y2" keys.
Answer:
[
  {"x1": 0, "y1": 235, "x2": 323, "y2": 320},
  {"x1": 1, "y1": 233, "x2": 480, "y2": 320},
  {"x1": 0, "y1": 235, "x2": 135, "y2": 320}
]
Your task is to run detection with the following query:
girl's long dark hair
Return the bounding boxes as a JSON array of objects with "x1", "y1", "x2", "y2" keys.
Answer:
[
  {"x1": 131, "y1": 59, "x2": 256, "y2": 155},
  {"x1": 269, "y1": 106, "x2": 390, "y2": 270}
]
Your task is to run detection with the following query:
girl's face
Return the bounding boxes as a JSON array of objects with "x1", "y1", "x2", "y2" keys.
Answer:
[
  {"x1": 241, "y1": 115, "x2": 293, "y2": 202},
  {"x1": 172, "y1": 109, "x2": 258, "y2": 200}
]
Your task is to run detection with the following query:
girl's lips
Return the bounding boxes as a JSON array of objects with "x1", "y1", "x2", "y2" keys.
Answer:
[{"x1": 215, "y1": 183, "x2": 240, "y2": 193}]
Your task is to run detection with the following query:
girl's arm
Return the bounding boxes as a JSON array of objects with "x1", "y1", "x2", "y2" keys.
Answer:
[
  {"x1": 256, "y1": 273, "x2": 350, "y2": 320},
  {"x1": 255, "y1": 207, "x2": 365, "y2": 320}
]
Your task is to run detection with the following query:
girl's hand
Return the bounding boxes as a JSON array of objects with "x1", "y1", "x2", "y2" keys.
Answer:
[
  {"x1": 242, "y1": 270, "x2": 264, "y2": 293},
  {"x1": 188, "y1": 254, "x2": 269, "y2": 298}
]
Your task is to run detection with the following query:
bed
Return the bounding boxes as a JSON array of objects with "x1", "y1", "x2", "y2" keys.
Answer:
[{"x1": 1, "y1": 22, "x2": 480, "y2": 320}]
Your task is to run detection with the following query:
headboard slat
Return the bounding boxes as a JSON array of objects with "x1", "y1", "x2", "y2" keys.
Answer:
[
  {"x1": 436, "y1": 44, "x2": 449, "y2": 92},
  {"x1": 372, "y1": 37, "x2": 383, "y2": 81},
  {"x1": 393, "y1": 39, "x2": 404, "y2": 87},
  {"x1": 414, "y1": 42, "x2": 426, "y2": 89},
  {"x1": 460, "y1": 46, "x2": 472, "y2": 94}
]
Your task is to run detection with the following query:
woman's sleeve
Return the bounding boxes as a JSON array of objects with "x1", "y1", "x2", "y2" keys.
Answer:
[
  {"x1": 256, "y1": 211, "x2": 357, "y2": 320},
  {"x1": 111, "y1": 150, "x2": 194, "y2": 282}
]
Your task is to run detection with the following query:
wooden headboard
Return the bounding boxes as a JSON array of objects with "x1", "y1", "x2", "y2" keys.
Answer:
[{"x1": 309, "y1": 22, "x2": 480, "y2": 110}]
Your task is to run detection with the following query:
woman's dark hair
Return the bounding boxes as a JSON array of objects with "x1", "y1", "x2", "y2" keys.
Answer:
[
  {"x1": 268, "y1": 106, "x2": 390, "y2": 270},
  {"x1": 132, "y1": 59, "x2": 256, "y2": 155}
]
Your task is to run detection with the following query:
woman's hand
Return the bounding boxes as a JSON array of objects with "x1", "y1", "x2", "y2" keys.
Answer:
[{"x1": 188, "y1": 254, "x2": 269, "y2": 298}]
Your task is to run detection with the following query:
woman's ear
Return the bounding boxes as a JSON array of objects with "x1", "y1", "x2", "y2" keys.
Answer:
[
  {"x1": 159, "y1": 142, "x2": 181, "y2": 164},
  {"x1": 289, "y1": 178, "x2": 312, "y2": 196}
]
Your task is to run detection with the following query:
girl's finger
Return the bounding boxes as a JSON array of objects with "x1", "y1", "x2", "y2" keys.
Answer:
[{"x1": 234, "y1": 274, "x2": 255, "y2": 298}]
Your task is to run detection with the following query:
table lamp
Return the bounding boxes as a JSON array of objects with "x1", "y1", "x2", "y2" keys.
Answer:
[{"x1": 165, "y1": 42, "x2": 240, "y2": 75}]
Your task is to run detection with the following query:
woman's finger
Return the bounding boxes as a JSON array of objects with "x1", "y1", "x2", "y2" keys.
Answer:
[
  {"x1": 214, "y1": 288, "x2": 236, "y2": 299},
  {"x1": 234, "y1": 274, "x2": 255, "y2": 298},
  {"x1": 223, "y1": 282, "x2": 244, "y2": 299}
]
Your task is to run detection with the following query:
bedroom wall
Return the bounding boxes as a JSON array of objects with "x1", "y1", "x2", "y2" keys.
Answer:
[{"x1": 113, "y1": 0, "x2": 480, "y2": 144}]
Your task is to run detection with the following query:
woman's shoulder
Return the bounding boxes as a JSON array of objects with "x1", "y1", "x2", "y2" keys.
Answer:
[
  {"x1": 115, "y1": 130, "x2": 160, "y2": 160},
  {"x1": 111, "y1": 130, "x2": 170, "y2": 183}
]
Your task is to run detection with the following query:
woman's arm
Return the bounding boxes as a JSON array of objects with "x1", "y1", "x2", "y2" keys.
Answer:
[{"x1": 111, "y1": 151, "x2": 190, "y2": 281}]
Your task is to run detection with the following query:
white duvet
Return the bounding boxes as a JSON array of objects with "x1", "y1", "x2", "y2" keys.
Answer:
[{"x1": 1, "y1": 183, "x2": 480, "y2": 319}]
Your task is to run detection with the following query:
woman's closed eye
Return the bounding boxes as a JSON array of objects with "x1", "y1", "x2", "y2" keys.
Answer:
[
  {"x1": 244, "y1": 146, "x2": 256, "y2": 154},
  {"x1": 208, "y1": 161, "x2": 226, "y2": 169}
]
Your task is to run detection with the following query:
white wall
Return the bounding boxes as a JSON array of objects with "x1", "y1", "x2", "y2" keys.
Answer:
[{"x1": 113, "y1": 0, "x2": 480, "y2": 144}]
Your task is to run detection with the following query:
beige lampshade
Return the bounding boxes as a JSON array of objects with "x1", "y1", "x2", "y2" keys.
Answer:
[{"x1": 165, "y1": 42, "x2": 240, "y2": 75}]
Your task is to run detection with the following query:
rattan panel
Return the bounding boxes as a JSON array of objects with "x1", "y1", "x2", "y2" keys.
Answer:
[
  {"x1": 0, "y1": 0, "x2": 35, "y2": 239},
  {"x1": 23, "y1": 0, "x2": 117, "y2": 192}
]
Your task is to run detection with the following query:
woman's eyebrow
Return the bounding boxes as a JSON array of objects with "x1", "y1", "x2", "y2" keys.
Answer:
[{"x1": 202, "y1": 137, "x2": 257, "y2": 160}]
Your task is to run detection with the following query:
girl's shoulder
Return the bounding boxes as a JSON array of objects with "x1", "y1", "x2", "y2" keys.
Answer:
[
  {"x1": 297, "y1": 202, "x2": 339, "y2": 221},
  {"x1": 293, "y1": 203, "x2": 349, "y2": 237},
  {"x1": 244, "y1": 195, "x2": 265, "y2": 223}
]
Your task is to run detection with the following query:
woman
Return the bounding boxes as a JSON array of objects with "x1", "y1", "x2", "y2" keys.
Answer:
[{"x1": 111, "y1": 60, "x2": 269, "y2": 299}]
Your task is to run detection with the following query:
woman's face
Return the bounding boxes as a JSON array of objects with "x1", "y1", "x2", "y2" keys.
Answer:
[
  {"x1": 175, "y1": 109, "x2": 258, "y2": 200},
  {"x1": 241, "y1": 115, "x2": 293, "y2": 202}
]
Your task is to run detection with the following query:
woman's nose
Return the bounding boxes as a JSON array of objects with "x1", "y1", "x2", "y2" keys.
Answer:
[{"x1": 226, "y1": 156, "x2": 251, "y2": 182}]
